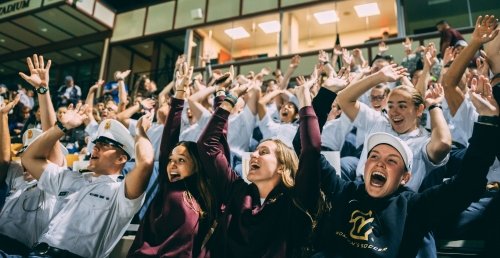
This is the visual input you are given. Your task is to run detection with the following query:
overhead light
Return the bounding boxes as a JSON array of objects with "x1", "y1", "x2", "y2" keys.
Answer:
[
  {"x1": 224, "y1": 27, "x2": 250, "y2": 40},
  {"x1": 258, "y1": 20, "x2": 281, "y2": 34},
  {"x1": 142, "y1": 44, "x2": 149, "y2": 49},
  {"x1": 0, "y1": 39, "x2": 5, "y2": 43},
  {"x1": 354, "y1": 3, "x2": 380, "y2": 17},
  {"x1": 313, "y1": 10, "x2": 339, "y2": 24},
  {"x1": 0, "y1": 68, "x2": 4, "y2": 72},
  {"x1": 40, "y1": 27, "x2": 48, "y2": 32},
  {"x1": 76, "y1": 52, "x2": 82, "y2": 57}
]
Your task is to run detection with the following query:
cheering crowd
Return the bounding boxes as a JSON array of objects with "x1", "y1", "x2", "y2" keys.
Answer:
[{"x1": 0, "y1": 14, "x2": 499, "y2": 258}]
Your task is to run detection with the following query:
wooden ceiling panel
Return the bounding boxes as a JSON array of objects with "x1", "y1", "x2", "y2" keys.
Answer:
[
  {"x1": 60, "y1": 47, "x2": 98, "y2": 61},
  {"x1": 0, "y1": 33, "x2": 30, "y2": 51},
  {"x1": 59, "y1": 5, "x2": 109, "y2": 31}
]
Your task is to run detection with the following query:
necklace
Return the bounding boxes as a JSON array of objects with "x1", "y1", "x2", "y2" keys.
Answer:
[{"x1": 183, "y1": 190, "x2": 206, "y2": 218}]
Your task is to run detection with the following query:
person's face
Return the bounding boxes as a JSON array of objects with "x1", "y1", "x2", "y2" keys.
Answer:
[
  {"x1": 97, "y1": 102, "x2": 105, "y2": 113},
  {"x1": 88, "y1": 142, "x2": 127, "y2": 173},
  {"x1": 369, "y1": 87, "x2": 388, "y2": 111},
  {"x1": 364, "y1": 144, "x2": 410, "y2": 198},
  {"x1": 247, "y1": 141, "x2": 281, "y2": 185},
  {"x1": 167, "y1": 145, "x2": 195, "y2": 182},
  {"x1": 266, "y1": 82, "x2": 277, "y2": 94},
  {"x1": 57, "y1": 107, "x2": 67, "y2": 121},
  {"x1": 387, "y1": 90, "x2": 422, "y2": 134},
  {"x1": 145, "y1": 79, "x2": 157, "y2": 93},
  {"x1": 34, "y1": 109, "x2": 41, "y2": 121},
  {"x1": 371, "y1": 59, "x2": 389, "y2": 74},
  {"x1": 27, "y1": 90, "x2": 34, "y2": 97},
  {"x1": 21, "y1": 107, "x2": 31, "y2": 120},
  {"x1": 279, "y1": 103, "x2": 297, "y2": 123},
  {"x1": 66, "y1": 80, "x2": 74, "y2": 87},
  {"x1": 436, "y1": 24, "x2": 445, "y2": 32}
]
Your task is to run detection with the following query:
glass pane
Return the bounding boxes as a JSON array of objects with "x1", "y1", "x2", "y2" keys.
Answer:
[{"x1": 207, "y1": 0, "x2": 239, "y2": 22}]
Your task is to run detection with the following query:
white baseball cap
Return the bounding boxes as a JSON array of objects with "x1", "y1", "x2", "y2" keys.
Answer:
[
  {"x1": 92, "y1": 119, "x2": 135, "y2": 160},
  {"x1": 366, "y1": 132, "x2": 413, "y2": 171},
  {"x1": 17, "y1": 128, "x2": 68, "y2": 156}
]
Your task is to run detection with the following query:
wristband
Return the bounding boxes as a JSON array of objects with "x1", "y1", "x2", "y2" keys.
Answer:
[
  {"x1": 224, "y1": 93, "x2": 238, "y2": 107},
  {"x1": 478, "y1": 115, "x2": 500, "y2": 126},
  {"x1": 428, "y1": 103, "x2": 442, "y2": 111},
  {"x1": 55, "y1": 121, "x2": 69, "y2": 134},
  {"x1": 215, "y1": 90, "x2": 226, "y2": 97}
]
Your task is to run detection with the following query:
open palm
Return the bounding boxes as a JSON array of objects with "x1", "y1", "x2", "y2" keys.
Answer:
[{"x1": 18, "y1": 54, "x2": 51, "y2": 88}]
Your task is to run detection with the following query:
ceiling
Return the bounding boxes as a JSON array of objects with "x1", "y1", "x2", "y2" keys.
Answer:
[
  {"x1": 198, "y1": 0, "x2": 396, "y2": 52},
  {"x1": 0, "y1": 2, "x2": 111, "y2": 77},
  {"x1": 100, "y1": 0, "x2": 168, "y2": 13}
]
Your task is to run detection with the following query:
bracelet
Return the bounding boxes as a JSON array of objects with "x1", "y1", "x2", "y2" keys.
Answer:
[
  {"x1": 428, "y1": 103, "x2": 443, "y2": 111},
  {"x1": 478, "y1": 115, "x2": 500, "y2": 126},
  {"x1": 224, "y1": 93, "x2": 238, "y2": 107},
  {"x1": 215, "y1": 90, "x2": 226, "y2": 97},
  {"x1": 116, "y1": 78, "x2": 124, "y2": 82},
  {"x1": 55, "y1": 121, "x2": 69, "y2": 134},
  {"x1": 322, "y1": 61, "x2": 329, "y2": 65}
]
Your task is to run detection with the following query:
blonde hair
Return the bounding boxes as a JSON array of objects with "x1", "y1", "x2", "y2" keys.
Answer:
[{"x1": 262, "y1": 139, "x2": 298, "y2": 188}]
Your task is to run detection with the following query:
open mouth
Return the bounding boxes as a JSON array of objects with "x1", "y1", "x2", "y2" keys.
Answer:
[
  {"x1": 249, "y1": 162, "x2": 260, "y2": 171},
  {"x1": 90, "y1": 155, "x2": 99, "y2": 160},
  {"x1": 169, "y1": 172, "x2": 181, "y2": 182},
  {"x1": 370, "y1": 171, "x2": 387, "y2": 187},
  {"x1": 372, "y1": 104, "x2": 381, "y2": 109},
  {"x1": 391, "y1": 117, "x2": 404, "y2": 125}
]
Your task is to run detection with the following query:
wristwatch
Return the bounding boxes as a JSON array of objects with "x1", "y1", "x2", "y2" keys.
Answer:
[{"x1": 37, "y1": 86, "x2": 49, "y2": 95}]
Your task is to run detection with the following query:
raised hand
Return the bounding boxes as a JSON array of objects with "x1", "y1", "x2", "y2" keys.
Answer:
[
  {"x1": 175, "y1": 62, "x2": 193, "y2": 91},
  {"x1": 424, "y1": 83, "x2": 444, "y2": 107},
  {"x1": 378, "y1": 42, "x2": 389, "y2": 53},
  {"x1": 323, "y1": 67, "x2": 349, "y2": 93},
  {"x1": 140, "y1": 98, "x2": 155, "y2": 111},
  {"x1": 115, "y1": 70, "x2": 131, "y2": 80},
  {"x1": 318, "y1": 50, "x2": 329, "y2": 63},
  {"x1": 342, "y1": 48, "x2": 353, "y2": 68},
  {"x1": 442, "y1": 46, "x2": 454, "y2": 65},
  {"x1": 230, "y1": 81, "x2": 252, "y2": 98},
  {"x1": 402, "y1": 37, "x2": 413, "y2": 50},
  {"x1": 423, "y1": 44, "x2": 437, "y2": 68},
  {"x1": 136, "y1": 111, "x2": 154, "y2": 137},
  {"x1": 378, "y1": 64, "x2": 408, "y2": 82},
  {"x1": 18, "y1": 54, "x2": 51, "y2": 88},
  {"x1": 0, "y1": 94, "x2": 20, "y2": 114},
  {"x1": 59, "y1": 103, "x2": 88, "y2": 129},
  {"x1": 290, "y1": 55, "x2": 301, "y2": 68},
  {"x1": 476, "y1": 51, "x2": 490, "y2": 77},
  {"x1": 471, "y1": 15, "x2": 499, "y2": 44},
  {"x1": 470, "y1": 75, "x2": 499, "y2": 116},
  {"x1": 89, "y1": 79, "x2": 105, "y2": 93}
]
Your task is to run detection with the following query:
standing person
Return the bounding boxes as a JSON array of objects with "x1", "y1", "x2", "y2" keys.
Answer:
[
  {"x1": 436, "y1": 20, "x2": 465, "y2": 58},
  {"x1": 15, "y1": 104, "x2": 154, "y2": 257},
  {"x1": 196, "y1": 71, "x2": 321, "y2": 257},
  {"x1": 128, "y1": 61, "x2": 217, "y2": 258},
  {"x1": 56, "y1": 75, "x2": 81, "y2": 107}
]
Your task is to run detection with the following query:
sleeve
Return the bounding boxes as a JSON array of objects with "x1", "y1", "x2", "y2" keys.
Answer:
[
  {"x1": 158, "y1": 98, "x2": 185, "y2": 181},
  {"x1": 85, "y1": 120, "x2": 99, "y2": 136},
  {"x1": 258, "y1": 111, "x2": 281, "y2": 140},
  {"x1": 37, "y1": 163, "x2": 77, "y2": 196},
  {"x1": 116, "y1": 181, "x2": 145, "y2": 216},
  {"x1": 197, "y1": 107, "x2": 237, "y2": 202},
  {"x1": 5, "y1": 163, "x2": 24, "y2": 189},
  {"x1": 294, "y1": 106, "x2": 322, "y2": 214},
  {"x1": 321, "y1": 114, "x2": 353, "y2": 151},
  {"x1": 352, "y1": 102, "x2": 386, "y2": 130},
  {"x1": 451, "y1": 97, "x2": 478, "y2": 147},
  {"x1": 127, "y1": 119, "x2": 138, "y2": 137},
  {"x1": 411, "y1": 123, "x2": 498, "y2": 228}
]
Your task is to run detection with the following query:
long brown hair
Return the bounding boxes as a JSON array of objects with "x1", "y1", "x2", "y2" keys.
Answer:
[{"x1": 261, "y1": 139, "x2": 298, "y2": 188}]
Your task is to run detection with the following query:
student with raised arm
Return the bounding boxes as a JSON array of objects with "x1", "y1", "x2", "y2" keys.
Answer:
[
  {"x1": 336, "y1": 63, "x2": 451, "y2": 191},
  {"x1": 196, "y1": 71, "x2": 321, "y2": 257},
  {"x1": 15, "y1": 101, "x2": 154, "y2": 257},
  {"x1": 312, "y1": 70, "x2": 499, "y2": 257},
  {"x1": 128, "y1": 61, "x2": 218, "y2": 258}
]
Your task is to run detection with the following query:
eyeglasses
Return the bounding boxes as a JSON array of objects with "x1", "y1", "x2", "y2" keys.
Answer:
[{"x1": 369, "y1": 95, "x2": 386, "y2": 101}]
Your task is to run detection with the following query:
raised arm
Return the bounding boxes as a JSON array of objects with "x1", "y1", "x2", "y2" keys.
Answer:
[
  {"x1": 443, "y1": 15, "x2": 499, "y2": 115},
  {"x1": 187, "y1": 84, "x2": 214, "y2": 122},
  {"x1": 21, "y1": 104, "x2": 88, "y2": 179},
  {"x1": 337, "y1": 64, "x2": 407, "y2": 121},
  {"x1": 124, "y1": 115, "x2": 154, "y2": 199},
  {"x1": 116, "y1": 98, "x2": 155, "y2": 128},
  {"x1": 0, "y1": 96, "x2": 20, "y2": 183},
  {"x1": 19, "y1": 54, "x2": 64, "y2": 166},
  {"x1": 116, "y1": 70, "x2": 131, "y2": 113},
  {"x1": 424, "y1": 84, "x2": 452, "y2": 163},
  {"x1": 278, "y1": 55, "x2": 300, "y2": 90},
  {"x1": 257, "y1": 89, "x2": 284, "y2": 120}
]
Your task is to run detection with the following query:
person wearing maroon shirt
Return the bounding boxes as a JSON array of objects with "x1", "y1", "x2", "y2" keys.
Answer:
[
  {"x1": 436, "y1": 20, "x2": 465, "y2": 58},
  {"x1": 128, "y1": 62, "x2": 218, "y2": 258},
  {"x1": 197, "y1": 72, "x2": 321, "y2": 258}
]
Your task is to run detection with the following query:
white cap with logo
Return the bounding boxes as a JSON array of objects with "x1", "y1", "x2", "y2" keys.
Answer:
[
  {"x1": 92, "y1": 119, "x2": 135, "y2": 160},
  {"x1": 18, "y1": 128, "x2": 68, "y2": 156},
  {"x1": 366, "y1": 132, "x2": 413, "y2": 171}
]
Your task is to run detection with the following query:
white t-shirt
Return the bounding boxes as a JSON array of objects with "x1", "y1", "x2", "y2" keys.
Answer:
[
  {"x1": 228, "y1": 106, "x2": 257, "y2": 158},
  {"x1": 258, "y1": 110, "x2": 298, "y2": 148},
  {"x1": 128, "y1": 120, "x2": 164, "y2": 161},
  {"x1": 37, "y1": 164, "x2": 144, "y2": 258},
  {"x1": 353, "y1": 103, "x2": 448, "y2": 191},
  {"x1": 180, "y1": 107, "x2": 212, "y2": 142},
  {"x1": 0, "y1": 162, "x2": 56, "y2": 248}
]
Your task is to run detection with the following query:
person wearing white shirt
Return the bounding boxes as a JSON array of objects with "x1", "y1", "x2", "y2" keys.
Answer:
[{"x1": 16, "y1": 106, "x2": 154, "y2": 258}]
